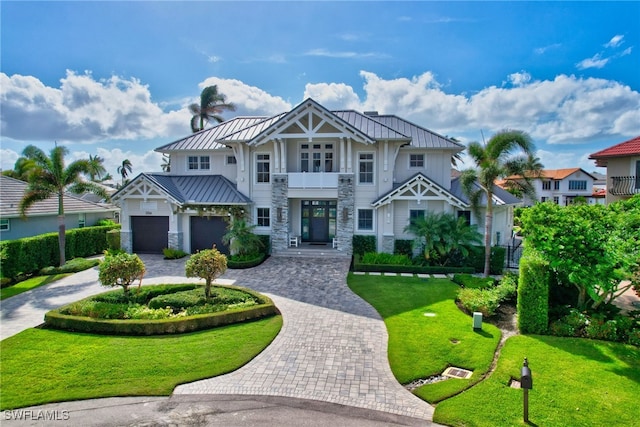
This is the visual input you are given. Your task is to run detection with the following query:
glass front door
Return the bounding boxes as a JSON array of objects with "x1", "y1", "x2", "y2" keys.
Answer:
[{"x1": 301, "y1": 200, "x2": 336, "y2": 242}]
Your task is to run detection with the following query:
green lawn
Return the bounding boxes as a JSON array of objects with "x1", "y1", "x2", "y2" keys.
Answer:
[
  {"x1": 0, "y1": 274, "x2": 71, "y2": 300},
  {"x1": 348, "y1": 274, "x2": 501, "y2": 402},
  {"x1": 0, "y1": 315, "x2": 282, "y2": 410},
  {"x1": 435, "y1": 334, "x2": 640, "y2": 427}
]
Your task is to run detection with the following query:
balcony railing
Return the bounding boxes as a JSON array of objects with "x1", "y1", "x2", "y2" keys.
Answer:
[
  {"x1": 610, "y1": 176, "x2": 640, "y2": 196},
  {"x1": 288, "y1": 172, "x2": 339, "y2": 189}
]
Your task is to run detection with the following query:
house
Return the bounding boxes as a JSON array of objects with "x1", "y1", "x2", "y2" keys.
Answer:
[
  {"x1": 0, "y1": 175, "x2": 119, "y2": 241},
  {"x1": 498, "y1": 168, "x2": 599, "y2": 206},
  {"x1": 589, "y1": 136, "x2": 640, "y2": 204},
  {"x1": 113, "y1": 99, "x2": 520, "y2": 255}
]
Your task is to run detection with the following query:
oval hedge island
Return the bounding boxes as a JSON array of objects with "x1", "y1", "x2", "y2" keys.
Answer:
[{"x1": 44, "y1": 283, "x2": 279, "y2": 335}]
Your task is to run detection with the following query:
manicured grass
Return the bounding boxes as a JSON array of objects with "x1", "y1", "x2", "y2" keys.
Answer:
[
  {"x1": 434, "y1": 334, "x2": 640, "y2": 427},
  {"x1": 0, "y1": 315, "x2": 282, "y2": 410},
  {"x1": 348, "y1": 274, "x2": 501, "y2": 402},
  {"x1": 0, "y1": 274, "x2": 71, "y2": 300}
]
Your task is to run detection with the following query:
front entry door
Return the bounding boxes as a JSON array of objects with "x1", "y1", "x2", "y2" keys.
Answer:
[{"x1": 302, "y1": 200, "x2": 337, "y2": 243}]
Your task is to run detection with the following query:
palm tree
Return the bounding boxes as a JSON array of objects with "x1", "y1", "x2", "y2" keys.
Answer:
[
  {"x1": 434, "y1": 216, "x2": 482, "y2": 266},
  {"x1": 2, "y1": 156, "x2": 36, "y2": 181},
  {"x1": 222, "y1": 218, "x2": 264, "y2": 256},
  {"x1": 189, "y1": 85, "x2": 236, "y2": 133},
  {"x1": 117, "y1": 159, "x2": 133, "y2": 186},
  {"x1": 161, "y1": 154, "x2": 171, "y2": 172},
  {"x1": 19, "y1": 145, "x2": 109, "y2": 267},
  {"x1": 404, "y1": 212, "x2": 451, "y2": 262},
  {"x1": 459, "y1": 130, "x2": 541, "y2": 277},
  {"x1": 87, "y1": 154, "x2": 107, "y2": 182}
]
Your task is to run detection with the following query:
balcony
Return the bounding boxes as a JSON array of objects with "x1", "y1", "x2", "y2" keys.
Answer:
[
  {"x1": 288, "y1": 172, "x2": 339, "y2": 189},
  {"x1": 610, "y1": 176, "x2": 640, "y2": 196}
]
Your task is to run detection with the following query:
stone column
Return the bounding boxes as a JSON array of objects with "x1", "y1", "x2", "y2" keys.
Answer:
[
  {"x1": 271, "y1": 174, "x2": 289, "y2": 252},
  {"x1": 168, "y1": 232, "x2": 183, "y2": 252},
  {"x1": 121, "y1": 230, "x2": 132, "y2": 253},
  {"x1": 381, "y1": 235, "x2": 395, "y2": 254},
  {"x1": 337, "y1": 174, "x2": 355, "y2": 254}
]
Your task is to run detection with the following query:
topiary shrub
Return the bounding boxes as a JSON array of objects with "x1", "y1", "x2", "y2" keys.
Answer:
[
  {"x1": 185, "y1": 249, "x2": 227, "y2": 299},
  {"x1": 352, "y1": 235, "x2": 376, "y2": 256},
  {"x1": 517, "y1": 247, "x2": 549, "y2": 334},
  {"x1": 98, "y1": 253, "x2": 146, "y2": 297}
]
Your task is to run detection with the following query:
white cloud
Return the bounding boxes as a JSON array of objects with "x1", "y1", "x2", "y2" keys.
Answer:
[
  {"x1": 605, "y1": 35, "x2": 624, "y2": 48},
  {"x1": 0, "y1": 71, "x2": 190, "y2": 144},
  {"x1": 576, "y1": 54, "x2": 609, "y2": 70},
  {"x1": 507, "y1": 71, "x2": 532, "y2": 87},
  {"x1": 199, "y1": 77, "x2": 291, "y2": 116},
  {"x1": 534, "y1": 43, "x2": 561, "y2": 55},
  {"x1": 70, "y1": 147, "x2": 163, "y2": 183},
  {"x1": 303, "y1": 83, "x2": 361, "y2": 110},
  {"x1": 304, "y1": 49, "x2": 388, "y2": 59},
  {"x1": 0, "y1": 149, "x2": 19, "y2": 172}
]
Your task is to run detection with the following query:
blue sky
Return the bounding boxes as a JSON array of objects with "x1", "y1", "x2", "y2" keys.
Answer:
[{"x1": 1, "y1": 1, "x2": 639, "y2": 180}]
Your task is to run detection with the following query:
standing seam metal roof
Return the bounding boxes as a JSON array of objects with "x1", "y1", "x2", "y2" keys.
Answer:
[{"x1": 143, "y1": 174, "x2": 251, "y2": 205}]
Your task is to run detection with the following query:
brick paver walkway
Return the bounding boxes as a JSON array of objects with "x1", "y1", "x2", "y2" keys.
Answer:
[{"x1": 174, "y1": 256, "x2": 435, "y2": 420}]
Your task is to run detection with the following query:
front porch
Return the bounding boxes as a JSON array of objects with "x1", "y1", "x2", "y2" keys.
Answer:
[{"x1": 272, "y1": 241, "x2": 350, "y2": 258}]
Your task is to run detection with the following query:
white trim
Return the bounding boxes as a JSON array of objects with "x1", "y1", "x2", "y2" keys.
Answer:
[
  {"x1": 254, "y1": 152, "x2": 271, "y2": 185},
  {"x1": 255, "y1": 206, "x2": 271, "y2": 228},
  {"x1": 408, "y1": 153, "x2": 425, "y2": 169},
  {"x1": 356, "y1": 207, "x2": 375, "y2": 232}
]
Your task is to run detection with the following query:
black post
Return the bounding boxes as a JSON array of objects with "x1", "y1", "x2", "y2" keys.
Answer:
[
  {"x1": 521, "y1": 357, "x2": 533, "y2": 423},
  {"x1": 523, "y1": 388, "x2": 529, "y2": 423}
]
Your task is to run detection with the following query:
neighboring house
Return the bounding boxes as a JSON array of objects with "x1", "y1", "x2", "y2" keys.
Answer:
[
  {"x1": 498, "y1": 168, "x2": 599, "y2": 206},
  {"x1": 113, "y1": 98, "x2": 520, "y2": 255},
  {"x1": 0, "y1": 176, "x2": 119, "y2": 241},
  {"x1": 589, "y1": 136, "x2": 640, "y2": 204}
]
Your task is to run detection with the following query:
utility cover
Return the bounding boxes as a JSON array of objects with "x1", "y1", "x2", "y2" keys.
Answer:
[{"x1": 442, "y1": 367, "x2": 473, "y2": 379}]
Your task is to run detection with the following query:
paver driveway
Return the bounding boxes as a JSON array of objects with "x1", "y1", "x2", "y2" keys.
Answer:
[{"x1": 174, "y1": 256, "x2": 435, "y2": 420}]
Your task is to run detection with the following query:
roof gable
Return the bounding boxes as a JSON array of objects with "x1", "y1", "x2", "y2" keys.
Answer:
[
  {"x1": 372, "y1": 173, "x2": 468, "y2": 209},
  {"x1": 589, "y1": 136, "x2": 640, "y2": 166}
]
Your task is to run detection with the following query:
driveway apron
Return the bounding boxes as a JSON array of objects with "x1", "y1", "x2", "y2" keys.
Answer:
[{"x1": 174, "y1": 256, "x2": 435, "y2": 421}]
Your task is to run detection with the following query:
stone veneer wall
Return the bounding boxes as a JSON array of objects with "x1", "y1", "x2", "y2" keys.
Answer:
[
  {"x1": 271, "y1": 174, "x2": 289, "y2": 252},
  {"x1": 168, "y1": 231, "x2": 183, "y2": 252},
  {"x1": 381, "y1": 235, "x2": 395, "y2": 254},
  {"x1": 121, "y1": 230, "x2": 132, "y2": 253},
  {"x1": 336, "y1": 174, "x2": 355, "y2": 254}
]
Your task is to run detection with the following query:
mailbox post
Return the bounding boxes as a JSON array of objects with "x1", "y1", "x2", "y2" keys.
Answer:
[{"x1": 521, "y1": 357, "x2": 533, "y2": 423}]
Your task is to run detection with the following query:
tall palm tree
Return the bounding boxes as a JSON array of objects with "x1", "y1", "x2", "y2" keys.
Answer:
[
  {"x1": 189, "y1": 85, "x2": 236, "y2": 133},
  {"x1": 161, "y1": 154, "x2": 171, "y2": 172},
  {"x1": 460, "y1": 130, "x2": 541, "y2": 277},
  {"x1": 19, "y1": 145, "x2": 109, "y2": 267},
  {"x1": 117, "y1": 159, "x2": 133, "y2": 186},
  {"x1": 87, "y1": 154, "x2": 107, "y2": 182}
]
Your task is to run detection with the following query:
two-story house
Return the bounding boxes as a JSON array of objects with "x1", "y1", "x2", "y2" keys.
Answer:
[
  {"x1": 589, "y1": 136, "x2": 640, "y2": 204},
  {"x1": 498, "y1": 168, "x2": 599, "y2": 206},
  {"x1": 113, "y1": 99, "x2": 520, "y2": 255}
]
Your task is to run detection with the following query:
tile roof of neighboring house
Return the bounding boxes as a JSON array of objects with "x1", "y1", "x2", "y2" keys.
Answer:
[
  {"x1": 155, "y1": 99, "x2": 463, "y2": 152},
  {"x1": 0, "y1": 176, "x2": 118, "y2": 218},
  {"x1": 116, "y1": 174, "x2": 252, "y2": 206},
  {"x1": 589, "y1": 136, "x2": 640, "y2": 166},
  {"x1": 501, "y1": 168, "x2": 596, "y2": 181}
]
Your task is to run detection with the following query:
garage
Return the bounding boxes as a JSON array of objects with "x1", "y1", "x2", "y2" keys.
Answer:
[
  {"x1": 131, "y1": 216, "x2": 168, "y2": 254},
  {"x1": 190, "y1": 216, "x2": 229, "y2": 254}
]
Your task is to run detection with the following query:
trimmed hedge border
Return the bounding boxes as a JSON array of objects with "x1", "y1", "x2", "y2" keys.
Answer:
[
  {"x1": 353, "y1": 255, "x2": 474, "y2": 274},
  {"x1": 227, "y1": 254, "x2": 268, "y2": 269},
  {"x1": 44, "y1": 284, "x2": 279, "y2": 335}
]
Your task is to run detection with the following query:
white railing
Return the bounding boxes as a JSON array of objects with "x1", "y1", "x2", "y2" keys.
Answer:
[{"x1": 288, "y1": 172, "x2": 339, "y2": 189}]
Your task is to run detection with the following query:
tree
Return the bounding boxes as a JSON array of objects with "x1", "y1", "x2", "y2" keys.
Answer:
[
  {"x1": 433, "y1": 216, "x2": 483, "y2": 266},
  {"x1": 185, "y1": 249, "x2": 228, "y2": 299},
  {"x1": 404, "y1": 212, "x2": 451, "y2": 262},
  {"x1": 161, "y1": 154, "x2": 171, "y2": 172},
  {"x1": 2, "y1": 156, "x2": 36, "y2": 181},
  {"x1": 18, "y1": 144, "x2": 109, "y2": 266},
  {"x1": 98, "y1": 252, "x2": 146, "y2": 297},
  {"x1": 189, "y1": 85, "x2": 236, "y2": 133},
  {"x1": 87, "y1": 154, "x2": 107, "y2": 182},
  {"x1": 117, "y1": 159, "x2": 133, "y2": 186},
  {"x1": 222, "y1": 218, "x2": 264, "y2": 256},
  {"x1": 520, "y1": 196, "x2": 639, "y2": 310},
  {"x1": 459, "y1": 130, "x2": 541, "y2": 277}
]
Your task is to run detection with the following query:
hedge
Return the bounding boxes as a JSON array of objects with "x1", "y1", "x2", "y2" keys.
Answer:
[
  {"x1": 0, "y1": 225, "x2": 120, "y2": 279},
  {"x1": 227, "y1": 253, "x2": 268, "y2": 269},
  {"x1": 352, "y1": 235, "x2": 376, "y2": 255},
  {"x1": 353, "y1": 255, "x2": 474, "y2": 274},
  {"x1": 469, "y1": 245, "x2": 506, "y2": 275},
  {"x1": 44, "y1": 285, "x2": 279, "y2": 335},
  {"x1": 517, "y1": 246, "x2": 549, "y2": 334}
]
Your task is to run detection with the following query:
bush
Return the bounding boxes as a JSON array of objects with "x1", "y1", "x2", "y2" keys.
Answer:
[
  {"x1": 227, "y1": 253, "x2": 267, "y2": 269},
  {"x1": 148, "y1": 289, "x2": 206, "y2": 311},
  {"x1": 352, "y1": 235, "x2": 376, "y2": 256},
  {"x1": 185, "y1": 249, "x2": 227, "y2": 299},
  {"x1": 106, "y1": 229, "x2": 120, "y2": 250},
  {"x1": 452, "y1": 274, "x2": 496, "y2": 289},
  {"x1": 96, "y1": 219, "x2": 117, "y2": 226},
  {"x1": 98, "y1": 253, "x2": 146, "y2": 296},
  {"x1": 40, "y1": 257, "x2": 100, "y2": 275},
  {"x1": 353, "y1": 255, "x2": 474, "y2": 274},
  {"x1": 162, "y1": 248, "x2": 188, "y2": 259},
  {"x1": 549, "y1": 309, "x2": 588, "y2": 337},
  {"x1": 585, "y1": 315, "x2": 620, "y2": 341},
  {"x1": 258, "y1": 234, "x2": 271, "y2": 255},
  {"x1": 361, "y1": 252, "x2": 412, "y2": 266},
  {"x1": 468, "y1": 246, "x2": 505, "y2": 275},
  {"x1": 394, "y1": 240, "x2": 413, "y2": 257},
  {"x1": 517, "y1": 247, "x2": 549, "y2": 334},
  {"x1": 457, "y1": 287, "x2": 501, "y2": 317},
  {"x1": 125, "y1": 305, "x2": 174, "y2": 320}
]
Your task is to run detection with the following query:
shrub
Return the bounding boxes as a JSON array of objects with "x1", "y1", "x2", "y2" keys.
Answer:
[
  {"x1": 517, "y1": 247, "x2": 549, "y2": 334},
  {"x1": 495, "y1": 273, "x2": 518, "y2": 300},
  {"x1": 457, "y1": 287, "x2": 501, "y2": 317},
  {"x1": 148, "y1": 289, "x2": 206, "y2": 311},
  {"x1": 96, "y1": 219, "x2": 117, "y2": 226},
  {"x1": 106, "y1": 229, "x2": 120, "y2": 250},
  {"x1": 468, "y1": 246, "x2": 505, "y2": 275},
  {"x1": 162, "y1": 248, "x2": 188, "y2": 259},
  {"x1": 98, "y1": 253, "x2": 146, "y2": 296},
  {"x1": 394, "y1": 240, "x2": 413, "y2": 257},
  {"x1": 40, "y1": 257, "x2": 100, "y2": 275},
  {"x1": 125, "y1": 305, "x2": 174, "y2": 320},
  {"x1": 361, "y1": 252, "x2": 412, "y2": 266},
  {"x1": 549, "y1": 309, "x2": 589, "y2": 337},
  {"x1": 585, "y1": 315, "x2": 619, "y2": 341},
  {"x1": 61, "y1": 300, "x2": 130, "y2": 319},
  {"x1": 185, "y1": 249, "x2": 227, "y2": 299},
  {"x1": 227, "y1": 253, "x2": 267, "y2": 269},
  {"x1": 258, "y1": 234, "x2": 271, "y2": 255},
  {"x1": 452, "y1": 274, "x2": 496, "y2": 289},
  {"x1": 352, "y1": 235, "x2": 376, "y2": 256}
]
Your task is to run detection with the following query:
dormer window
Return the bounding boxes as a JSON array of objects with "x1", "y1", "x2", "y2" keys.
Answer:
[
  {"x1": 409, "y1": 154, "x2": 424, "y2": 168},
  {"x1": 188, "y1": 156, "x2": 210, "y2": 170}
]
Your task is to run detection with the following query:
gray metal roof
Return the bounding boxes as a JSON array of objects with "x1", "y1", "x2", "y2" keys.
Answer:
[
  {"x1": 0, "y1": 176, "x2": 118, "y2": 218},
  {"x1": 366, "y1": 114, "x2": 464, "y2": 150},
  {"x1": 220, "y1": 113, "x2": 287, "y2": 142},
  {"x1": 141, "y1": 174, "x2": 251, "y2": 205},
  {"x1": 155, "y1": 117, "x2": 273, "y2": 152},
  {"x1": 450, "y1": 177, "x2": 522, "y2": 206},
  {"x1": 331, "y1": 111, "x2": 412, "y2": 141}
]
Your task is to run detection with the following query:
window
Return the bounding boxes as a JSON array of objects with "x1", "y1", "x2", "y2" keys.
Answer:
[
  {"x1": 541, "y1": 197, "x2": 548, "y2": 202},
  {"x1": 409, "y1": 154, "x2": 424, "y2": 168},
  {"x1": 568, "y1": 180, "x2": 587, "y2": 191},
  {"x1": 300, "y1": 152, "x2": 309, "y2": 172},
  {"x1": 78, "y1": 213, "x2": 86, "y2": 228},
  {"x1": 226, "y1": 155, "x2": 237, "y2": 165},
  {"x1": 256, "y1": 208, "x2": 270, "y2": 227},
  {"x1": 358, "y1": 153, "x2": 374, "y2": 184},
  {"x1": 188, "y1": 156, "x2": 210, "y2": 170},
  {"x1": 553, "y1": 196, "x2": 559, "y2": 204},
  {"x1": 300, "y1": 143, "x2": 333, "y2": 172},
  {"x1": 409, "y1": 210, "x2": 425, "y2": 223},
  {"x1": 542, "y1": 181, "x2": 551, "y2": 190},
  {"x1": 256, "y1": 154, "x2": 270, "y2": 183},
  {"x1": 554, "y1": 180, "x2": 560, "y2": 190},
  {"x1": 457, "y1": 211, "x2": 471, "y2": 226},
  {"x1": 358, "y1": 209, "x2": 373, "y2": 230},
  {"x1": 0, "y1": 218, "x2": 9, "y2": 231}
]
